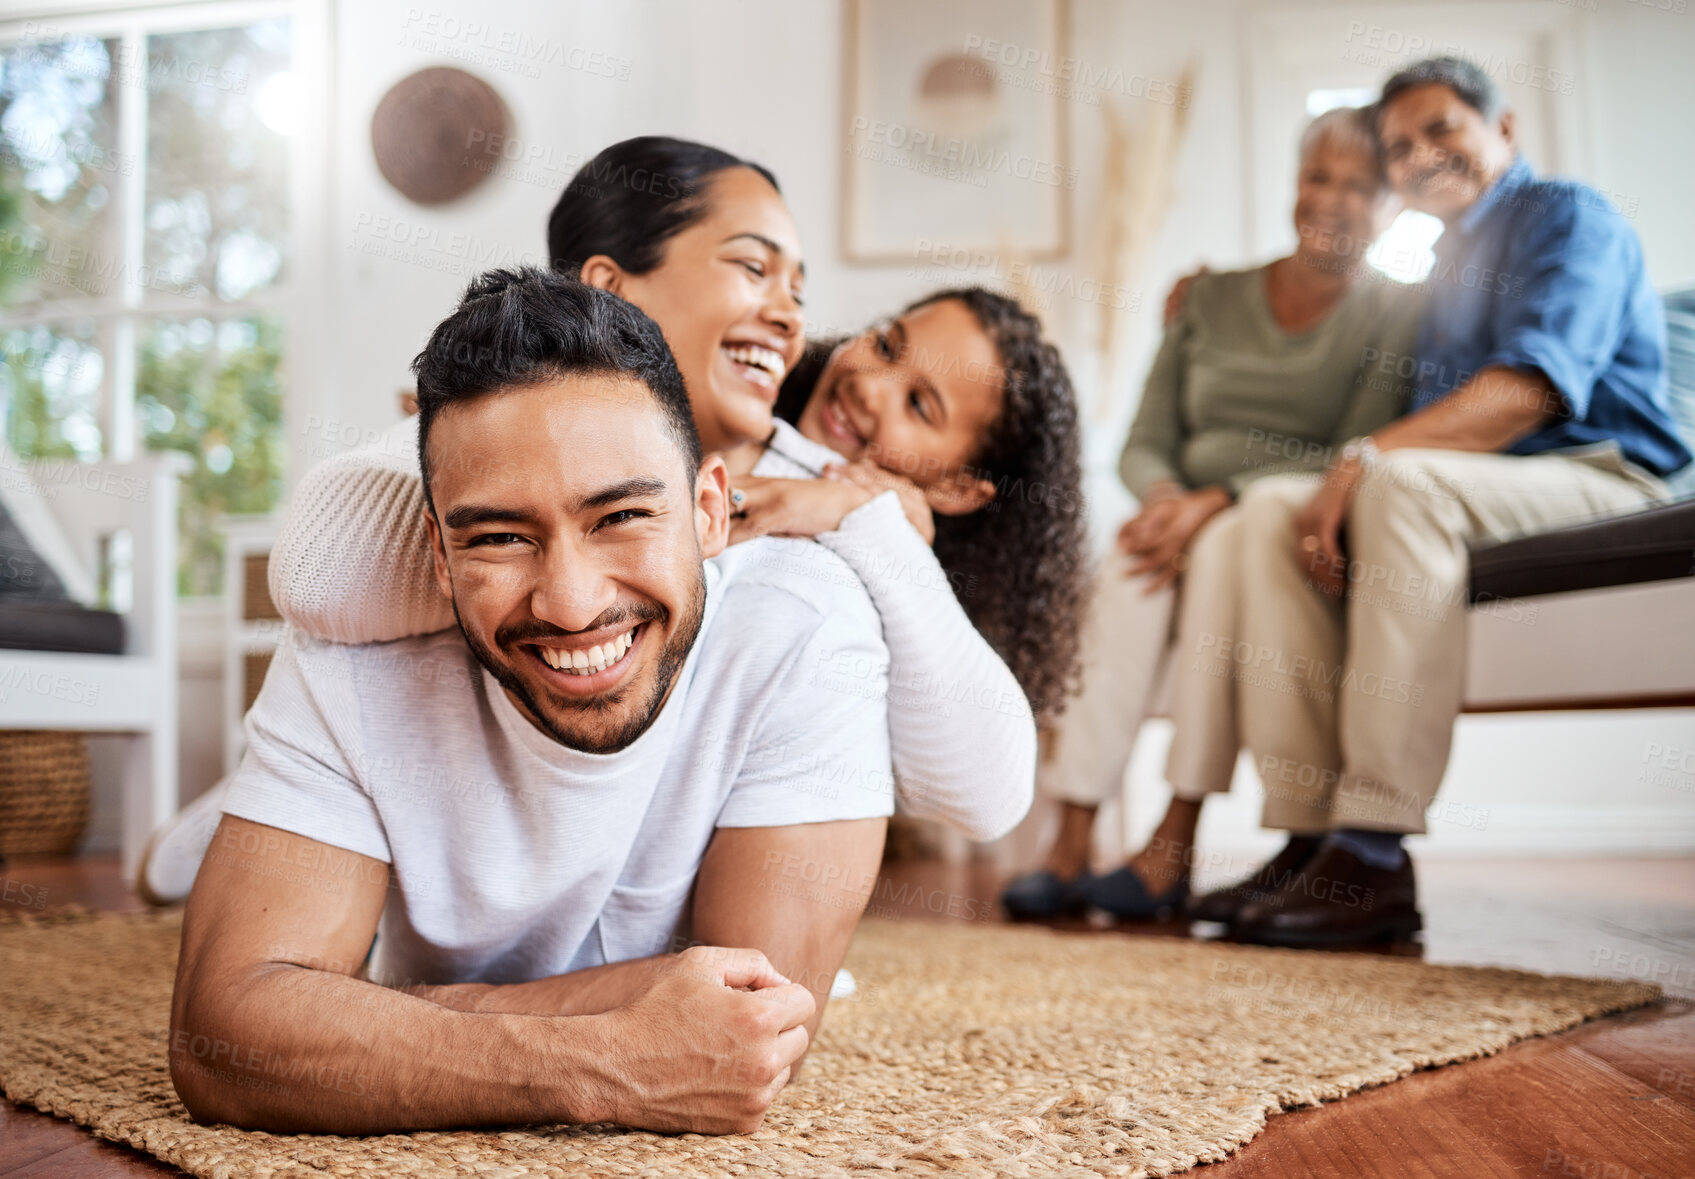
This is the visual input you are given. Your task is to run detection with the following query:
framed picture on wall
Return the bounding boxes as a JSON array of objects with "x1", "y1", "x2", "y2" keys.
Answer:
[{"x1": 841, "y1": 0, "x2": 1071, "y2": 263}]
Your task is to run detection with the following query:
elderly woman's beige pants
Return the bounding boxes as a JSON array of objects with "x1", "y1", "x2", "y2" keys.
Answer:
[{"x1": 1042, "y1": 508, "x2": 1246, "y2": 808}]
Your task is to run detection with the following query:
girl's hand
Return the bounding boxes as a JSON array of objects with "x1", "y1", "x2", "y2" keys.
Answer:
[
  {"x1": 726, "y1": 475, "x2": 875, "y2": 545},
  {"x1": 823, "y1": 460, "x2": 936, "y2": 545}
]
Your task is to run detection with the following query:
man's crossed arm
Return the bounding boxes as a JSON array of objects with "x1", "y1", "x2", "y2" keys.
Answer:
[{"x1": 170, "y1": 813, "x2": 886, "y2": 1135}]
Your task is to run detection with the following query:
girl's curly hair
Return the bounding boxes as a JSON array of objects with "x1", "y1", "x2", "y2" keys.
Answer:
[{"x1": 774, "y1": 288, "x2": 1087, "y2": 723}]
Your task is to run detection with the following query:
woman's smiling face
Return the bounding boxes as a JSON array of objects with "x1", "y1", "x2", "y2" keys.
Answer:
[
  {"x1": 593, "y1": 167, "x2": 807, "y2": 454},
  {"x1": 1292, "y1": 139, "x2": 1398, "y2": 266},
  {"x1": 798, "y1": 298, "x2": 1003, "y2": 514}
]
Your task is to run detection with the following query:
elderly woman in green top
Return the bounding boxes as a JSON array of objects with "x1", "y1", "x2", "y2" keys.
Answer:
[{"x1": 1004, "y1": 105, "x2": 1426, "y2": 920}]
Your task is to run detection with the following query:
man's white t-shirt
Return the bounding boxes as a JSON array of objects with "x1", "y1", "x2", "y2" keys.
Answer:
[{"x1": 222, "y1": 537, "x2": 894, "y2": 988}]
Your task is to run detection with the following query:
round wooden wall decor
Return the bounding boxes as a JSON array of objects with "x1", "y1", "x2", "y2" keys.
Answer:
[{"x1": 370, "y1": 67, "x2": 508, "y2": 205}]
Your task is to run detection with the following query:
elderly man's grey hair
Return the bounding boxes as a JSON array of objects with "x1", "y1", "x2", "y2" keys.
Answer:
[
  {"x1": 1299, "y1": 105, "x2": 1385, "y2": 181},
  {"x1": 1378, "y1": 56, "x2": 1507, "y2": 124}
]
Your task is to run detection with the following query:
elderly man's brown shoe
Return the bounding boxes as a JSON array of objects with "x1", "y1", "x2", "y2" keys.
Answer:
[
  {"x1": 1231, "y1": 840, "x2": 1421, "y2": 947},
  {"x1": 1185, "y1": 834, "x2": 1323, "y2": 926}
]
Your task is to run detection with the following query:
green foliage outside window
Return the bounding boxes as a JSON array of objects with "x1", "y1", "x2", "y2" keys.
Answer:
[
  {"x1": 137, "y1": 315, "x2": 283, "y2": 595},
  {"x1": 1, "y1": 26, "x2": 290, "y2": 596}
]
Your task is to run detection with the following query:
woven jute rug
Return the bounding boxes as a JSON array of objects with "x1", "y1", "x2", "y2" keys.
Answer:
[{"x1": 1, "y1": 909, "x2": 1658, "y2": 1178}]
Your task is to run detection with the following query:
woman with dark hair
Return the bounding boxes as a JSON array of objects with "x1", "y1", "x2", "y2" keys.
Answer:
[
  {"x1": 127, "y1": 136, "x2": 1086, "y2": 902},
  {"x1": 547, "y1": 137, "x2": 801, "y2": 456},
  {"x1": 541, "y1": 140, "x2": 1086, "y2": 717}
]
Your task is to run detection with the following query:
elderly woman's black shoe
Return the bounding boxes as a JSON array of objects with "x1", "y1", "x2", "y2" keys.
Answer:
[
  {"x1": 1081, "y1": 865, "x2": 1189, "y2": 920},
  {"x1": 1000, "y1": 869, "x2": 1091, "y2": 919}
]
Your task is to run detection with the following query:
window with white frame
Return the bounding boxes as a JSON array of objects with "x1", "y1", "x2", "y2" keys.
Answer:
[
  {"x1": 0, "y1": 4, "x2": 297, "y2": 596},
  {"x1": 1247, "y1": 7, "x2": 1574, "y2": 293}
]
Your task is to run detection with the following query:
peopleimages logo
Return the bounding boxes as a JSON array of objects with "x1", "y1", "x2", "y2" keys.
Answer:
[
  {"x1": 848, "y1": 117, "x2": 1078, "y2": 189},
  {"x1": 1340, "y1": 24, "x2": 1576, "y2": 94},
  {"x1": 0, "y1": 664, "x2": 102, "y2": 707},
  {"x1": 0, "y1": 129, "x2": 134, "y2": 177},
  {"x1": 1, "y1": 452, "x2": 148, "y2": 503},
  {"x1": 17, "y1": 25, "x2": 250, "y2": 94},
  {"x1": 0, "y1": 227, "x2": 203, "y2": 299},
  {"x1": 959, "y1": 34, "x2": 1189, "y2": 107},
  {"x1": 908, "y1": 238, "x2": 1142, "y2": 313},
  {"x1": 398, "y1": 9, "x2": 633, "y2": 80}
]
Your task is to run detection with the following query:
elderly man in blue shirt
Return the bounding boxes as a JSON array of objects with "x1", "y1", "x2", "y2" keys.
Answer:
[{"x1": 1188, "y1": 56, "x2": 1692, "y2": 946}]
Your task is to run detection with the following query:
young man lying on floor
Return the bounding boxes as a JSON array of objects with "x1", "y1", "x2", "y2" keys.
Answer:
[{"x1": 169, "y1": 269, "x2": 893, "y2": 1135}]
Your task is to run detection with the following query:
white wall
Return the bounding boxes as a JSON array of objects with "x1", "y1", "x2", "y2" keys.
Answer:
[
  {"x1": 304, "y1": 0, "x2": 1261, "y2": 469},
  {"x1": 265, "y1": 0, "x2": 1695, "y2": 856},
  {"x1": 300, "y1": 0, "x2": 1695, "y2": 477}
]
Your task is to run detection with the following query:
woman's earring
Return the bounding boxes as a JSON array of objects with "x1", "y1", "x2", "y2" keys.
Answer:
[{"x1": 729, "y1": 488, "x2": 747, "y2": 517}]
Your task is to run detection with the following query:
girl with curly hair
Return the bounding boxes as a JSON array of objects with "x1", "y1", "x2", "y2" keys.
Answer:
[{"x1": 739, "y1": 287, "x2": 1087, "y2": 731}]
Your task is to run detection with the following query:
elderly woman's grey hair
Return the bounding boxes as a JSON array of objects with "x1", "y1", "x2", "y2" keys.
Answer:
[
  {"x1": 1298, "y1": 105, "x2": 1385, "y2": 181},
  {"x1": 1378, "y1": 55, "x2": 1508, "y2": 123}
]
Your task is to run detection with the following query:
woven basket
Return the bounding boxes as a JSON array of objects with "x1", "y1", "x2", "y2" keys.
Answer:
[{"x1": 0, "y1": 730, "x2": 92, "y2": 856}]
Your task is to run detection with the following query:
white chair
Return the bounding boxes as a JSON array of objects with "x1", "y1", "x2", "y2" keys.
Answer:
[
  {"x1": 220, "y1": 517, "x2": 284, "y2": 777},
  {"x1": 0, "y1": 455, "x2": 184, "y2": 877}
]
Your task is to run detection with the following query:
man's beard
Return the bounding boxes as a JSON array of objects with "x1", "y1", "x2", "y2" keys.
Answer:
[{"x1": 452, "y1": 568, "x2": 707, "y2": 755}]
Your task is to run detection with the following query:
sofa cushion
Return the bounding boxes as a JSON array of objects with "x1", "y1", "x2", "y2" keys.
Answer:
[
  {"x1": 0, "y1": 445, "x2": 97, "y2": 604},
  {"x1": 1664, "y1": 286, "x2": 1695, "y2": 499},
  {"x1": 0, "y1": 599, "x2": 126, "y2": 655},
  {"x1": 0, "y1": 500, "x2": 69, "y2": 601},
  {"x1": 1468, "y1": 497, "x2": 1695, "y2": 602}
]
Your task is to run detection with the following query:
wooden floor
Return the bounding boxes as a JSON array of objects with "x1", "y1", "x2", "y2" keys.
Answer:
[{"x1": 4, "y1": 854, "x2": 1694, "y2": 1178}]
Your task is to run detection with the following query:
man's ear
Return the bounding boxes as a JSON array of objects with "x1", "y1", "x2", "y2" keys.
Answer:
[
  {"x1": 422, "y1": 505, "x2": 455, "y2": 601},
  {"x1": 694, "y1": 453, "x2": 731, "y2": 558},
  {"x1": 926, "y1": 474, "x2": 997, "y2": 517},
  {"x1": 1496, "y1": 109, "x2": 1517, "y2": 149},
  {"x1": 578, "y1": 254, "x2": 626, "y2": 296}
]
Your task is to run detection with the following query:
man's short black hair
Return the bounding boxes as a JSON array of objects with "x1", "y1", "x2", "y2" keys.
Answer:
[
  {"x1": 1378, "y1": 56, "x2": 1506, "y2": 127},
  {"x1": 412, "y1": 267, "x2": 703, "y2": 508}
]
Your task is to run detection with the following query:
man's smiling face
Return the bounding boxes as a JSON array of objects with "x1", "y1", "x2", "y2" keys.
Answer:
[
  {"x1": 1378, "y1": 82, "x2": 1516, "y2": 222},
  {"x1": 423, "y1": 374, "x2": 726, "y2": 754}
]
